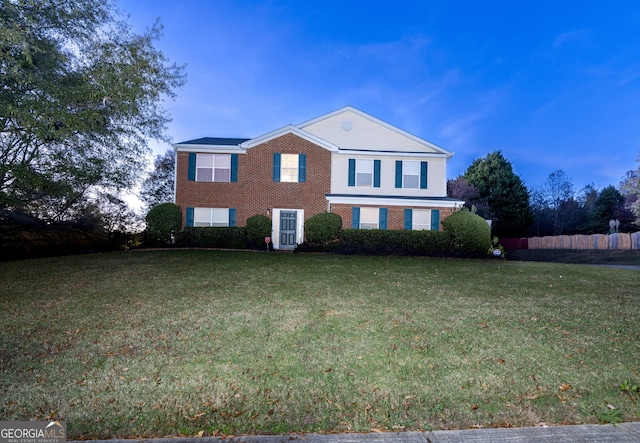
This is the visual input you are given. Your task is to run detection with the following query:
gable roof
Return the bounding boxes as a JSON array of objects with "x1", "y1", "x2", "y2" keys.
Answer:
[
  {"x1": 239, "y1": 124, "x2": 339, "y2": 152},
  {"x1": 298, "y1": 106, "x2": 453, "y2": 157},
  {"x1": 173, "y1": 106, "x2": 453, "y2": 157}
]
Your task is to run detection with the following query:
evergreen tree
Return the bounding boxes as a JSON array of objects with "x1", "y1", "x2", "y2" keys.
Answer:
[
  {"x1": 463, "y1": 151, "x2": 533, "y2": 237},
  {"x1": 594, "y1": 186, "x2": 626, "y2": 232}
]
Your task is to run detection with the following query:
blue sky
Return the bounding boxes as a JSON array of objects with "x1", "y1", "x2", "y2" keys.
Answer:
[{"x1": 118, "y1": 0, "x2": 640, "y2": 193}]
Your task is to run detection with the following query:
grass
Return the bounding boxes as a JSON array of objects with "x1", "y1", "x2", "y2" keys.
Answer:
[{"x1": 0, "y1": 250, "x2": 639, "y2": 438}]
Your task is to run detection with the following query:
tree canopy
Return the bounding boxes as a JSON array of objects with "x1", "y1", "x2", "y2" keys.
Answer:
[
  {"x1": 139, "y1": 149, "x2": 175, "y2": 211},
  {"x1": 620, "y1": 152, "x2": 640, "y2": 227},
  {"x1": 463, "y1": 150, "x2": 533, "y2": 237},
  {"x1": 0, "y1": 0, "x2": 185, "y2": 220}
]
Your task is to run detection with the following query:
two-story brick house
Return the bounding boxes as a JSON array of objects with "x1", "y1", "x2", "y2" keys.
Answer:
[{"x1": 174, "y1": 106, "x2": 464, "y2": 250}]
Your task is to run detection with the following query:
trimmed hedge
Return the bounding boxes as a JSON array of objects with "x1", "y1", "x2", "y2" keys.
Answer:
[
  {"x1": 305, "y1": 212, "x2": 342, "y2": 244},
  {"x1": 145, "y1": 203, "x2": 182, "y2": 246},
  {"x1": 441, "y1": 209, "x2": 491, "y2": 256},
  {"x1": 246, "y1": 215, "x2": 272, "y2": 244},
  {"x1": 336, "y1": 229, "x2": 454, "y2": 256},
  {"x1": 175, "y1": 227, "x2": 248, "y2": 249}
]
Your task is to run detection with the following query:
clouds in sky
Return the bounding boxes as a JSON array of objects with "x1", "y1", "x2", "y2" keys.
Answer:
[{"x1": 119, "y1": 0, "x2": 640, "y2": 191}]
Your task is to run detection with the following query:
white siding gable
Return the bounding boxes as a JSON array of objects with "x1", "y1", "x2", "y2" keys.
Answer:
[{"x1": 299, "y1": 107, "x2": 449, "y2": 154}]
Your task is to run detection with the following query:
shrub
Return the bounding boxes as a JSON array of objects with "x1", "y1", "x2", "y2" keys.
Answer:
[
  {"x1": 337, "y1": 229, "x2": 453, "y2": 256},
  {"x1": 305, "y1": 212, "x2": 342, "y2": 244},
  {"x1": 175, "y1": 227, "x2": 248, "y2": 249},
  {"x1": 441, "y1": 209, "x2": 491, "y2": 256},
  {"x1": 145, "y1": 203, "x2": 182, "y2": 246},
  {"x1": 0, "y1": 218, "x2": 108, "y2": 260},
  {"x1": 246, "y1": 214, "x2": 272, "y2": 245}
]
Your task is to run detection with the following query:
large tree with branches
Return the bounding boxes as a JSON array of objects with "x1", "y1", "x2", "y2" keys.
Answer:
[{"x1": 0, "y1": 0, "x2": 185, "y2": 220}]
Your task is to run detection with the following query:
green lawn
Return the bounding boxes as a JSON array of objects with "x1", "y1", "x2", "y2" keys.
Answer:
[{"x1": 1, "y1": 251, "x2": 638, "y2": 438}]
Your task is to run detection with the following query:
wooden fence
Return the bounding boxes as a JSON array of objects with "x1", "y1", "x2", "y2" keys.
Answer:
[{"x1": 506, "y1": 233, "x2": 640, "y2": 250}]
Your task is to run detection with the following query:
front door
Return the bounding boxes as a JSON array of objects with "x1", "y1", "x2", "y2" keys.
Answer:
[{"x1": 279, "y1": 211, "x2": 297, "y2": 249}]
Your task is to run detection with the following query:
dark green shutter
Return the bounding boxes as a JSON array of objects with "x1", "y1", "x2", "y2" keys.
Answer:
[
  {"x1": 379, "y1": 208, "x2": 388, "y2": 230},
  {"x1": 420, "y1": 162, "x2": 428, "y2": 189},
  {"x1": 186, "y1": 207, "x2": 194, "y2": 227},
  {"x1": 404, "y1": 208, "x2": 412, "y2": 230},
  {"x1": 395, "y1": 161, "x2": 403, "y2": 188},
  {"x1": 230, "y1": 154, "x2": 238, "y2": 182},
  {"x1": 298, "y1": 154, "x2": 306, "y2": 182},
  {"x1": 188, "y1": 153, "x2": 196, "y2": 181},
  {"x1": 431, "y1": 209, "x2": 440, "y2": 231},
  {"x1": 348, "y1": 159, "x2": 356, "y2": 186},
  {"x1": 229, "y1": 208, "x2": 236, "y2": 227},
  {"x1": 273, "y1": 153, "x2": 281, "y2": 182},
  {"x1": 373, "y1": 160, "x2": 381, "y2": 188},
  {"x1": 352, "y1": 207, "x2": 360, "y2": 228}
]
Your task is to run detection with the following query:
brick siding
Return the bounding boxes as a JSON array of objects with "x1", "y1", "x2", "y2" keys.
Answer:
[{"x1": 175, "y1": 133, "x2": 332, "y2": 227}]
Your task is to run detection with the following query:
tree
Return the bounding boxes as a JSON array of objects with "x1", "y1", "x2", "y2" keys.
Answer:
[
  {"x1": 594, "y1": 185, "x2": 626, "y2": 232},
  {"x1": 447, "y1": 176, "x2": 492, "y2": 217},
  {"x1": 140, "y1": 149, "x2": 175, "y2": 211},
  {"x1": 75, "y1": 192, "x2": 141, "y2": 248},
  {"x1": 463, "y1": 151, "x2": 533, "y2": 237},
  {"x1": 540, "y1": 170, "x2": 575, "y2": 235},
  {"x1": 0, "y1": 0, "x2": 185, "y2": 220},
  {"x1": 620, "y1": 153, "x2": 640, "y2": 227}
]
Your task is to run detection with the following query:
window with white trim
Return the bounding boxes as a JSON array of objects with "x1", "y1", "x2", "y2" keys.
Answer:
[
  {"x1": 356, "y1": 159, "x2": 373, "y2": 187},
  {"x1": 196, "y1": 154, "x2": 231, "y2": 182},
  {"x1": 280, "y1": 154, "x2": 299, "y2": 182},
  {"x1": 403, "y1": 161, "x2": 420, "y2": 189},
  {"x1": 360, "y1": 207, "x2": 379, "y2": 229},
  {"x1": 194, "y1": 208, "x2": 230, "y2": 227},
  {"x1": 412, "y1": 209, "x2": 431, "y2": 230}
]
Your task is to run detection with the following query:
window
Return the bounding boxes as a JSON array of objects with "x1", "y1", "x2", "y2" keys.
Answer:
[
  {"x1": 273, "y1": 153, "x2": 306, "y2": 182},
  {"x1": 357, "y1": 159, "x2": 373, "y2": 187},
  {"x1": 404, "y1": 208, "x2": 440, "y2": 231},
  {"x1": 188, "y1": 153, "x2": 237, "y2": 182},
  {"x1": 348, "y1": 159, "x2": 381, "y2": 187},
  {"x1": 412, "y1": 209, "x2": 431, "y2": 230},
  {"x1": 186, "y1": 207, "x2": 236, "y2": 227},
  {"x1": 395, "y1": 161, "x2": 428, "y2": 189},
  {"x1": 352, "y1": 207, "x2": 388, "y2": 230},
  {"x1": 280, "y1": 154, "x2": 299, "y2": 182},
  {"x1": 403, "y1": 161, "x2": 420, "y2": 189},
  {"x1": 359, "y1": 207, "x2": 378, "y2": 229}
]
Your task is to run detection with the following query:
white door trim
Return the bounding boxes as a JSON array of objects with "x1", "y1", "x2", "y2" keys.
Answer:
[{"x1": 272, "y1": 208, "x2": 304, "y2": 250}]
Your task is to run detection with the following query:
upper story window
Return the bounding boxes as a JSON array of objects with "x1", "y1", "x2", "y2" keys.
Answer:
[
  {"x1": 402, "y1": 161, "x2": 420, "y2": 188},
  {"x1": 273, "y1": 153, "x2": 306, "y2": 182},
  {"x1": 395, "y1": 160, "x2": 428, "y2": 189},
  {"x1": 197, "y1": 154, "x2": 230, "y2": 182},
  {"x1": 357, "y1": 159, "x2": 373, "y2": 186},
  {"x1": 348, "y1": 158, "x2": 381, "y2": 187},
  {"x1": 280, "y1": 154, "x2": 299, "y2": 182},
  {"x1": 187, "y1": 153, "x2": 238, "y2": 182}
]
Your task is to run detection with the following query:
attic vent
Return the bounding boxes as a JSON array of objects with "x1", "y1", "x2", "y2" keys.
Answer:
[{"x1": 341, "y1": 120, "x2": 353, "y2": 131}]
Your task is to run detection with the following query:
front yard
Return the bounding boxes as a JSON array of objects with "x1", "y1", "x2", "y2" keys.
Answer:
[{"x1": 0, "y1": 251, "x2": 638, "y2": 438}]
